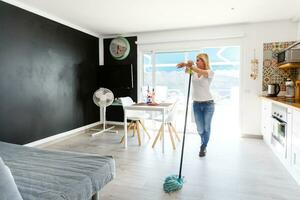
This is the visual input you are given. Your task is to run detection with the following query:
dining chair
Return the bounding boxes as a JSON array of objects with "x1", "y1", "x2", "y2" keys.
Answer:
[
  {"x1": 152, "y1": 101, "x2": 181, "y2": 150},
  {"x1": 119, "y1": 97, "x2": 151, "y2": 146}
]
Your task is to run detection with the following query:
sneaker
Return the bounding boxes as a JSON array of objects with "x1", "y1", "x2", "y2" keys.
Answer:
[{"x1": 199, "y1": 145, "x2": 207, "y2": 157}]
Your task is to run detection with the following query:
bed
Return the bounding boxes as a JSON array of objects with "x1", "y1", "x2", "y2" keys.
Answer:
[{"x1": 0, "y1": 141, "x2": 115, "y2": 200}]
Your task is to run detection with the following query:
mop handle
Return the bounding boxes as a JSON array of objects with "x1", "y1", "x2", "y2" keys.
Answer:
[{"x1": 178, "y1": 73, "x2": 192, "y2": 179}]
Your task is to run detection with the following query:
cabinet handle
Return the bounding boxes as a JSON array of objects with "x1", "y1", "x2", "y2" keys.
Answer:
[{"x1": 294, "y1": 153, "x2": 297, "y2": 165}]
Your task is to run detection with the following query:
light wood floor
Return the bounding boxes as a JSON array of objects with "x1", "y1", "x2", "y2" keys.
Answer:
[{"x1": 39, "y1": 125, "x2": 300, "y2": 200}]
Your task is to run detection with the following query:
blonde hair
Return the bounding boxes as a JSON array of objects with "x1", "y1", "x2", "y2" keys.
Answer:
[{"x1": 196, "y1": 53, "x2": 210, "y2": 70}]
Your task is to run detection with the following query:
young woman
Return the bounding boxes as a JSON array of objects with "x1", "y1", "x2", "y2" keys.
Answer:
[{"x1": 177, "y1": 53, "x2": 215, "y2": 157}]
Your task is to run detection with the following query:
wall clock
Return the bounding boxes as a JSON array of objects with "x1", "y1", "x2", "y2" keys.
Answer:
[{"x1": 109, "y1": 37, "x2": 130, "y2": 60}]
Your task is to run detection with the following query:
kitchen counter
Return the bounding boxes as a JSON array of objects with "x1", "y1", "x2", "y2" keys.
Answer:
[{"x1": 261, "y1": 96, "x2": 300, "y2": 110}]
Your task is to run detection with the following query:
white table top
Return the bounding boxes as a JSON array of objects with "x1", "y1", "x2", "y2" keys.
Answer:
[{"x1": 123, "y1": 102, "x2": 174, "y2": 111}]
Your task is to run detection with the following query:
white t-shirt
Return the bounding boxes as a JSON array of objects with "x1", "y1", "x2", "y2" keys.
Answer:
[{"x1": 191, "y1": 70, "x2": 214, "y2": 102}]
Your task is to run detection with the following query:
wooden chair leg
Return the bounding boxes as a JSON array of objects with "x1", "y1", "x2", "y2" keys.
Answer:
[
  {"x1": 170, "y1": 123, "x2": 180, "y2": 141},
  {"x1": 152, "y1": 124, "x2": 164, "y2": 148},
  {"x1": 120, "y1": 121, "x2": 135, "y2": 144},
  {"x1": 127, "y1": 121, "x2": 134, "y2": 129},
  {"x1": 120, "y1": 136, "x2": 124, "y2": 144},
  {"x1": 138, "y1": 120, "x2": 151, "y2": 139},
  {"x1": 135, "y1": 121, "x2": 141, "y2": 146},
  {"x1": 160, "y1": 124, "x2": 165, "y2": 141},
  {"x1": 167, "y1": 123, "x2": 176, "y2": 150},
  {"x1": 128, "y1": 122, "x2": 135, "y2": 137},
  {"x1": 131, "y1": 122, "x2": 137, "y2": 137}
]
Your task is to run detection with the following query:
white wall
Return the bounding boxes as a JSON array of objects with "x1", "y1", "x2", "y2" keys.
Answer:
[
  {"x1": 297, "y1": 21, "x2": 300, "y2": 79},
  {"x1": 134, "y1": 20, "x2": 298, "y2": 135},
  {"x1": 297, "y1": 21, "x2": 300, "y2": 40}
]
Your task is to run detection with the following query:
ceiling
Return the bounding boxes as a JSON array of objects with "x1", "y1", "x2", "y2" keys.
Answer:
[{"x1": 9, "y1": 0, "x2": 300, "y2": 35}]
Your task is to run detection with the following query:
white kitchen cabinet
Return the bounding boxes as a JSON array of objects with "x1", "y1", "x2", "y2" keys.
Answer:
[
  {"x1": 261, "y1": 99, "x2": 272, "y2": 146},
  {"x1": 291, "y1": 109, "x2": 300, "y2": 182},
  {"x1": 261, "y1": 98, "x2": 300, "y2": 185},
  {"x1": 287, "y1": 108, "x2": 293, "y2": 165}
]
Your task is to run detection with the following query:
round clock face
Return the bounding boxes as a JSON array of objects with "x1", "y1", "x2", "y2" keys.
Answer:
[{"x1": 109, "y1": 37, "x2": 130, "y2": 60}]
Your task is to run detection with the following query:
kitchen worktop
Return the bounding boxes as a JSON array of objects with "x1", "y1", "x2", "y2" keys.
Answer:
[{"x1": 261, "y1": 96, "x2": 300, "y2": 110}]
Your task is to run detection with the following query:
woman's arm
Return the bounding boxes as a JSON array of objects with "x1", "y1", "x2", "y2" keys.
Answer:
[
  {"x1": 177, "y1": 62, "x2": 191, "y2": 74},
  {"x1": 177, "y1": 61, "x2": 210, "y2": 77},
  {"x1": 188, "y1": 66, "x2": 209, "y2": 77},
  {"x1": 185, "y1": 61, "x2": 209, "y2": 77}
]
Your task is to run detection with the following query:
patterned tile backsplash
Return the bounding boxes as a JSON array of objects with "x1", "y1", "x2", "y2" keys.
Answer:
[{"x1": 262, "y1": 41, "x2": 297, "y2": 91}]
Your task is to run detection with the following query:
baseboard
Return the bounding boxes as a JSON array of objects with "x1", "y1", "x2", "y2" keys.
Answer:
[
  {"x1": 24, "y1": 122, "x2": 101, "y2": 147},
  {"x1": 240, "y1": 134, "x2": 263, "y2": 139}
]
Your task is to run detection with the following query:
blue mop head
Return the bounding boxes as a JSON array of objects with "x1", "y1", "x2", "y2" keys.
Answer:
[{"x1": 163, "y1": 175, "x2": 184, "y2": 193}]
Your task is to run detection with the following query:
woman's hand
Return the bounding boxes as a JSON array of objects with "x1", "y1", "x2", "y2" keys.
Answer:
[
  {"x1": 186, "y1": 60, "x2": 194, "y2": 68},
  {"x1": 177, "y1": 60, "x2": 194, "y2": 74},
  {"x1": 177, "y1": 60, "x2": 194, "y2": 68},
  {"x1": 176, "y1": 62, "x2": 186, "y2": 68}
]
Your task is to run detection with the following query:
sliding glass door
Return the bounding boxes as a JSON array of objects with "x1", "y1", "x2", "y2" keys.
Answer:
[
  {"x1": 143, "y1": 52, "x2": 186, "y2": 103},
  {"x1": 142, "y1": 46, "x2": 240, "y2": 135}
]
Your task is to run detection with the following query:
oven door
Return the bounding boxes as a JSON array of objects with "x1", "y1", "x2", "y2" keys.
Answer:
[{"x1": 271, "y1": 116, "x2": 287, "y2": 158}]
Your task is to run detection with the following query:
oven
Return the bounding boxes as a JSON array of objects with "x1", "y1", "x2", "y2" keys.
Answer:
[{"x1": 271, "y1": 104, "x2": 288, "y2": 158}]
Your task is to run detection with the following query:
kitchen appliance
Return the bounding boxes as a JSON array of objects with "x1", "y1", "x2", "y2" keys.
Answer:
[
  {"x1": 285, "y1": 79, "x2": 295, "y2": 98},
  {"x1": 277, "y1": 41, "x2": 300, "y2": 65},
  {"x1": 295, "y1": 80, "x2": 300, "y2": 100},
  {"x1": 277, "y1": 48, "x2": 300, "y2": 64},
  {"x1": 267, "y1": 84, "x2": 280, "y2": 97},
  {"x1": 271, "y1": 104, "x2": 288, "y2": 159}
]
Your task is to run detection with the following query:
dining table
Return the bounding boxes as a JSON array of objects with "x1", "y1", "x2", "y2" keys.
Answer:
[{"x1": 123, "y1": 102, "x2": 174, "y2": 153}]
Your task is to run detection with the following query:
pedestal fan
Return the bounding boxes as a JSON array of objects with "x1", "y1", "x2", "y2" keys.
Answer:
[{"x1": 91, "y1": 88, "x2": 118, "y2": 136}]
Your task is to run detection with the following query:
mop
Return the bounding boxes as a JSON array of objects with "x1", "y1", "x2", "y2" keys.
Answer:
[{"x1": 163, "y1": 69, "x2": 192, "y2": 193}]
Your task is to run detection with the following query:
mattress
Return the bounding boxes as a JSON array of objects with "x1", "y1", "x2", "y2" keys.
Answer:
[{"x1": 0, "y1": 141, "x2": 115, "y2": 200}]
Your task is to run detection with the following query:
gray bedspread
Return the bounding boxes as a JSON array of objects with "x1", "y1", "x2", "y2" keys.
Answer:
[{"x1": 0, "y1": 141, "x2": 115, "y2": 200}]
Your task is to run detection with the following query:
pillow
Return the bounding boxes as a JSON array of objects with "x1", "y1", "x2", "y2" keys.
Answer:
[{"x1": 0, "y1": 157, "x2": 23, "y2": 200}]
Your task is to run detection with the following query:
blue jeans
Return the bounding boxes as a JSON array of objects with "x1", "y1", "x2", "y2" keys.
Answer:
[{"x1": 193, "y1": 101, "x2": 215, "y2": 148}]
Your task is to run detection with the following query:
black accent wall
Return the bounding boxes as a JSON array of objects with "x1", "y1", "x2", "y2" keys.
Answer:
[
  {"x1": 0, "y1": 1, "x2": 99, "y2": 144},
  {"x1": 103, "y1": 37, "x2": 137, "y2": 122}
]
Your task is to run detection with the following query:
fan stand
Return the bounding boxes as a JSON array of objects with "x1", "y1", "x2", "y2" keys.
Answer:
[{"x1": 91, "y1": 107, "x2": 118, "y2": 137}]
